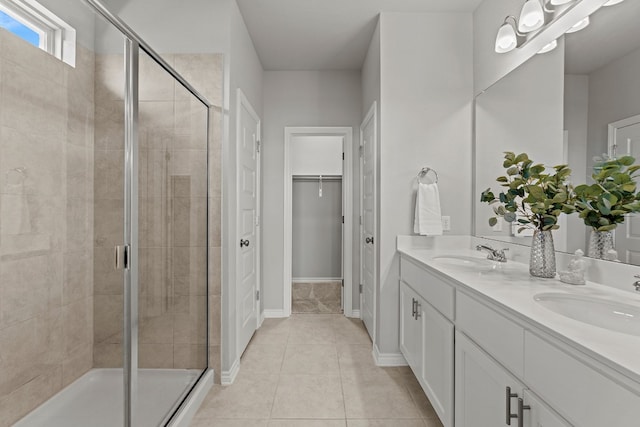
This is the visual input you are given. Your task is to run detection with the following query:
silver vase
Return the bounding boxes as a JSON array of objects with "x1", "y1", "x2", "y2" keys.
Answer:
[
  {"x1": 530, "y1": 230, "x2": 556, "y2": 278},
  {"x1": 587, "y1": 230, "x2": 614, "y2": 260}
]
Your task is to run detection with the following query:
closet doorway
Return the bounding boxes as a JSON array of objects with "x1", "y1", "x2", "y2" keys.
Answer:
[{"x1": 283, "y1": 127, "x2": 354, "y2": 317}]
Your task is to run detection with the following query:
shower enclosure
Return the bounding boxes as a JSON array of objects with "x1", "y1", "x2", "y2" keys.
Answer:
[{"x1": 0, "y1": 0, "x2": 216, "y2": 425}]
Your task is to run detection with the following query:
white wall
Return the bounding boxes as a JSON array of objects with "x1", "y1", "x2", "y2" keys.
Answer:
[
  {"x1": 475, "y1": 46, "x2": 565, "y2": 240},
  {"x1": 101, "y1": 0, "x2": 230, "y2": 54},
  {"x1": 564, "y1": 74, "x2": 590, "y2": 252},
  {"x1": 291, "y1": 136, "x2": 343, "y2": 176},
  {"x1": 221, "y1": 0, "x2": 263, "y2": 374},
  {"x1": 587, "y1": 47, "x2": 640, "y2": 164},
  {"x1": 376, "y1": 12, "x2": 473, "y2": 354},
  {"x1": 261, "y1": 70, "x2": 362, "y2": 313}
]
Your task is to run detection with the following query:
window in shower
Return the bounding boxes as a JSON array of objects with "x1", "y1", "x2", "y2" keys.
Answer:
[
  {"x1": 0, "y1": 9, "x2": 39, "y2": 46},
  {"x1": 0, "y1": 0, "x2": 76, "y2": 66}
]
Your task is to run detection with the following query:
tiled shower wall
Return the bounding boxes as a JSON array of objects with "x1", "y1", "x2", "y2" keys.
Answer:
[
  {"x1": 0, "y1": 30, "x2": 95, "y2": 426},
  {"x1": 92, "y1": 52, "x2": 223, "y2": 380}
]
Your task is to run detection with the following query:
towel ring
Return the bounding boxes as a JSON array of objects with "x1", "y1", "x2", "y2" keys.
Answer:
[{"x1": 417, "y1": 167, "x2": 438, "y2": 184}]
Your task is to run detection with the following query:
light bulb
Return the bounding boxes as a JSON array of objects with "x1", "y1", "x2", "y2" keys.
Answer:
[
  {"x1": 495, "y1": 21, "x2": 518, "y2": 53},
  {"x1": 603, "y1": 0, "x2": 624, "y2": 6},
  {"x1": 518, "y1": 0, "x2": 545, "y2": 33},
  {"x1": 550, "y1": 0, "x2": 573, "y2": 5},
  {"x1": 565, "y1": 16, "x2": 589, "y2": 33},
  {"x1": 537, "y1": 39, "x2": 558, "y2": 54}
]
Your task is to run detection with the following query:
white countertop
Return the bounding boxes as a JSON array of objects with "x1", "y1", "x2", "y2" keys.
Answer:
[{"x1": 397, "y1": 237, "x2": 640, "y2": 386}]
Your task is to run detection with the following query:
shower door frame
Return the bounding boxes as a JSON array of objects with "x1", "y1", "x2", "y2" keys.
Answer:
[{"x1": 84, "y1": 1, "x2": 214, "y2": 426}]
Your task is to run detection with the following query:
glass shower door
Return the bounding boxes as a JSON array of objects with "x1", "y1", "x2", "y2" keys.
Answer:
[{"x1": 134, "y1": 48, "x2": 209, "y2": 426}]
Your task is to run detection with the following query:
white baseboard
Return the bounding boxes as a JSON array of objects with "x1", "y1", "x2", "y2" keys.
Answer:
[
  {"x1": 168, "y1": 369, "x2": 214, "y2": 427},
  {"x1": 264, "y1": 309, "x2": 288, "y2": 318},
  {"x1": 292, "y1": 277, "x2": 343, "y2": 283},
  {"x1": 373, "y1": 344, "x2": 408, "y2": 367},
  {"x1": 221, "y1": 358, "x2": 239, "y2": 385},
  {"x1": 349, "y1": 309, "x2": 361, "y2": 319}
]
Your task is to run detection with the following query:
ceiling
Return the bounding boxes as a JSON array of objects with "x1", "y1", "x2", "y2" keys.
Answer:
[
  {"x1": 565, "y1": 0, "x2": 640, "y2": 75},
  {"x1": 235, "y1": 0, "x2": 483, "y2": 71}
]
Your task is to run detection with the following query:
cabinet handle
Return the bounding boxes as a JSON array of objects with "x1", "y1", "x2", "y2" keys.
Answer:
[
  {"x1": 415, "y1": 301, "x2": 421, "y2": 319},
  {"x1": 411, "y1": 298, "x2": 417, "y2": 318},
  {"x1": 517, "y1": 398, "x2": 531, "y2": 427},
  {"x1": 505, "y1": 386, "x2": 518, "y2": 425}
]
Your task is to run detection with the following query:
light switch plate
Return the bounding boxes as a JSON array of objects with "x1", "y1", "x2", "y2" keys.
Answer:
[{"x1": 441, "y1": 216, "x2": 451, "y2": 231}]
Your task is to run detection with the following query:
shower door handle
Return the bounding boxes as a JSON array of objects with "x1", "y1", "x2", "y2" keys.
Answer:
[{"x1": 114, "y1": 245, "x2": 130, "y2": 270}]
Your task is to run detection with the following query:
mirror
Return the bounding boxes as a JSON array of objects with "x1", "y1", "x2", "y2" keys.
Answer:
[{"x1": 474, "y1": 0, "x2": 640, "y2": 265}]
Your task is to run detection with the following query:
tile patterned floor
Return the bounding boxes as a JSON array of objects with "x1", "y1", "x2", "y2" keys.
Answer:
[
  {"x1": 191, "y1": 314, "x2": 444, "y2": 427},
  {"x1": 292, "y1": 282, "x2": 342, "y2": 314}
]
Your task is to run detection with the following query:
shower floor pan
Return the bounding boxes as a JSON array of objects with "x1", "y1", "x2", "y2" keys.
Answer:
[{"x1": 14, "y1": 368, "x2": 202, "y2": 427}]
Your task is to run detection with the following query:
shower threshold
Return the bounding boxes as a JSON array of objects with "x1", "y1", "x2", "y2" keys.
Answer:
[{"x1": 14, "y1": 368, "x2": 206, "y2": 427}]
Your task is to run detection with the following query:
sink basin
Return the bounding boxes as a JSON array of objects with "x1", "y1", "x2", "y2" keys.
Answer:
[
  {"x1": 534, "y1": 293, "x2": 640, "y2": 337},
  {"x1": 432, "y1": 255, "x2": 498, "y2": 270}
]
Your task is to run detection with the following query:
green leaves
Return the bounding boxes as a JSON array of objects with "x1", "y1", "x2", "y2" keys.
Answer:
[
  {"x1": 573, "y1": 155, "x2": 640, "y2": 231},
  {"x1": 480, "y1": 151, "x2": 573, "y2": 232}
]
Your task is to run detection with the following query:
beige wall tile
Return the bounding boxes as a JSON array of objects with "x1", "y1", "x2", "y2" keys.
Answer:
[
  {"x1": 94, "y1": 150, "x2": 124, "y2": 200},
  {"x1": 93, "y1": 294, "x2": 123, "y2": 344},
  {"x1": 62, "y1": 250, "x2": 92, "y2": 304},
  {"x1": 93, "y1": 342, "x2": 122, "y2": 368},
  {"x1": 138, "y1": 343, "x2": 174, "y2": 368},
  {"x1": 139, "y1": 53, "x2": 174, "y2": 101}
]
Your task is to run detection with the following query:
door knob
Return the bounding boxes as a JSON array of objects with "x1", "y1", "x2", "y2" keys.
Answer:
[
  {"x1": 365, "y1": 236, "x2": 374, "y2": 244},
  {"x1": 240, "y1": 239, "x2": 250, "y2": 248}
]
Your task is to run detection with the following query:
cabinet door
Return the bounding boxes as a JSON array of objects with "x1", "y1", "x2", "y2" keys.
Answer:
[
  {"x1": 455, "y1": 331, "x2": 525, "y2": 427},
  {"x1": 419, "y1": 301, "x2": 454, "y2": 427},
  {"x1": 399, "y1": 281, "x2": 421, "y2": 371},
  {"x1": 522, "y1": 390, "x2": 571, "y2": 427}
]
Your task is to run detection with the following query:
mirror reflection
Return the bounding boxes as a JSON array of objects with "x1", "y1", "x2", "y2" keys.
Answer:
[{"x1": 474, "y1": 0, "x2": 640, "y2": 266}]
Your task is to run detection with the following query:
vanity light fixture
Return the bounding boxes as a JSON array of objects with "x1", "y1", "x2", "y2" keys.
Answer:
[
  {"x1": 495, "y1": 16, "x2": 521, "y2": 53},
  {"x1": 518, "y1": 0, "x2": 546, "y2": 32},
  {"x1": 537, "y1": 39, "x2": 558, "y2": 54},
  {"x1": 603, "y1": 0, "x2": 624, "y2": 6},
  {"x1": 565, "y1": 16, "x2": 590, "y2": 33}
]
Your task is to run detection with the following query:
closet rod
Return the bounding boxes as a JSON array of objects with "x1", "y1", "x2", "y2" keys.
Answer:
[{"x1": 292, "y1": 175, "x2": 342, "y2": 182}]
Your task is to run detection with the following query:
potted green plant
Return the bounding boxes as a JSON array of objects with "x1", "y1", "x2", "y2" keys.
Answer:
[
  {"x1": 573, "y1": 154, "x2": 640, "y2": 259},
  {"x1": 480, "y1": 151, "x2": 574, "y2": 278}
]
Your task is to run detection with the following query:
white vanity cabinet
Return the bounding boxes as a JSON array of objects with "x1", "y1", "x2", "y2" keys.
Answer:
[
  {"x1": 400, "y1": 256, "x2": 455, "y2": 427},
  {"x1": 398, "y1": 248, "x2": 640, "y2": 427},
  {"x1": 455, "y1": 331, "x2": 569, "y2": 427},
  {"x1": 455, "y1": 331, "x2": 525, "y2": 427}
]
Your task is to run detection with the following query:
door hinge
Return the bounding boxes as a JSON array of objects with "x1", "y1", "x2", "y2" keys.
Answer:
[
  {"x1": 359, "y1": 284, "x2": 363, "y2": 293},
  {"x1": 341, "y1": 279, "x2": 344, "y2": 288},
  {"x1": 342, "y1": 152, "x2": 344, "y2": 160},
  {"x1": 114, "y1": 245, "x2": 130, "y2": 270},
  {"x1": 256, "y1": 290, "x2": 260, "y2": 300},
  {"x1": 359, "y1": 145, "x2": 364, "y2": 157},
  {"x1": 256, "y1": 140, "x2": 261, "y2": 153},
  {"x1": 359, "y1": 215, "x2": 362, "y2": 225},
  {"x1": 342, "y1": 215, "x2": 344, "y2": 224}
]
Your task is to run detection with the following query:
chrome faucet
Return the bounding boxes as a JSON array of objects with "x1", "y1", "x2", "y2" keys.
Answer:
[
  {"x1": 633, "y1": 275, "x2": 640, "y2": 292},
  {"x1": 476, "y1": 244, "x2": 508, "y2": 263}
]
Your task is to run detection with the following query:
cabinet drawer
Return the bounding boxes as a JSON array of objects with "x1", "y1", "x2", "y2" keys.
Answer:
[
  {"x1": 457, "y1": 292, "x2": 524, "y2": 378},
  {"x1": 524, "y1": 331, "x2": 640, "y2": 427},
  {"x1": 400, "y1": 256, "x2": 454, "y2": 320}
]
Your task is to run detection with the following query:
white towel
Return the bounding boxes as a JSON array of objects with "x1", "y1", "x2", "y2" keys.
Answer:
[{"x1": 413, "y1": 183, "x2": 443, "y2": 236}]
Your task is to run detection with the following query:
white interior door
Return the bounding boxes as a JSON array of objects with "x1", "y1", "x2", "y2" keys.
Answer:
[
  {"x1": 360, "y1": 103, "x2": 377, "y2": 339},
  {"x1": 237, "y1": 90, "x2": 260, "y2": 356},
  {"x1": 610, "y1": 117, "x2": 640, "y2": 265}
]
